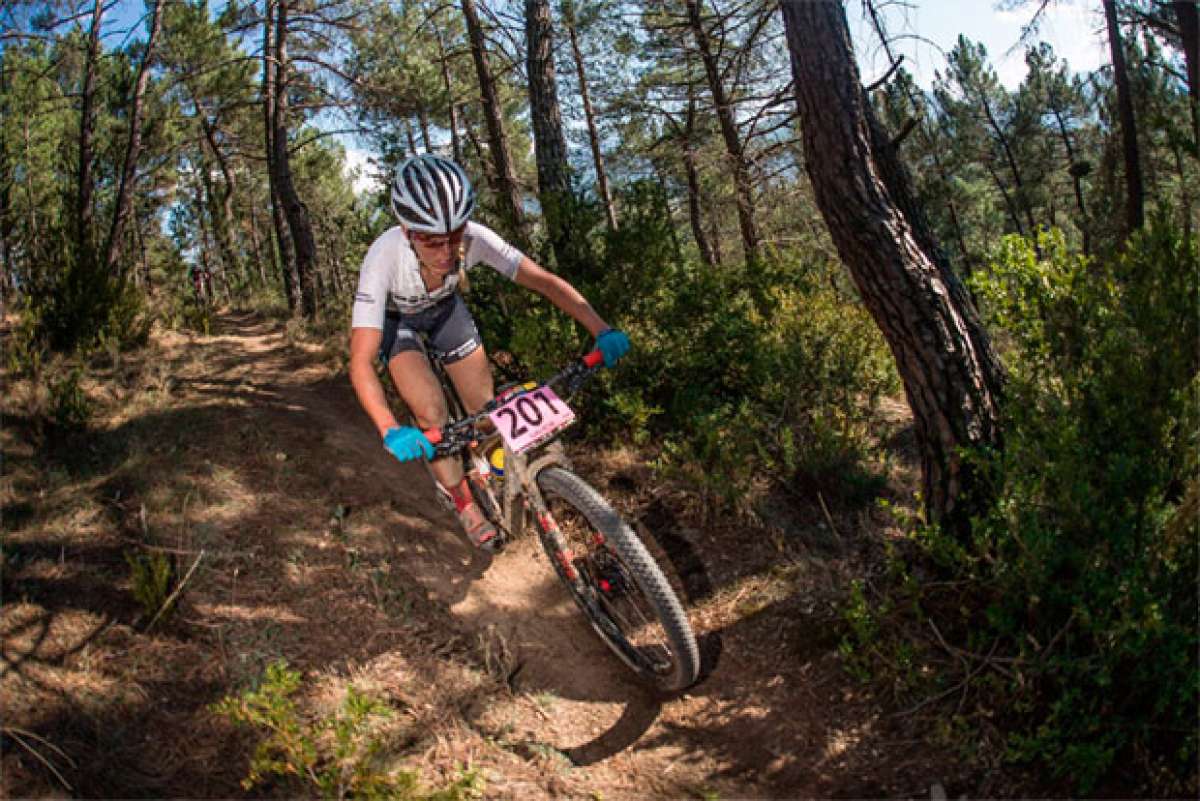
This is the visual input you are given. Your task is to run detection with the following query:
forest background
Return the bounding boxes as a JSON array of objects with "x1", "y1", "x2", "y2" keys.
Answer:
[{"x1": 1, "y1": 0, "x2": 1197, "y2": 796}]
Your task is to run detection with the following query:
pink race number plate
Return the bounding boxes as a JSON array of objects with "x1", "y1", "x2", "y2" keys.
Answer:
[{"x1": 489, "y1": 387, "x2": 576, "y2": 454}]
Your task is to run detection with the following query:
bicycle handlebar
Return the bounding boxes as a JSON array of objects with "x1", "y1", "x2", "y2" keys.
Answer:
[{"x1": 421, "y1": 348, "x2": 606, "y2": 457}]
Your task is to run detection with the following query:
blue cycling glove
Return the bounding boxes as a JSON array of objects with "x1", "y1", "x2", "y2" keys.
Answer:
[
  {"x1": 596, "y1": 328, "x2": 631, "y2": 368},
  {"x1": 383, "y1": 426, "x2": 434, "y2": 462}
]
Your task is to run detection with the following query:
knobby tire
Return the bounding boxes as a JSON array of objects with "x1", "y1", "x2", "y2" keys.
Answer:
[{"x1": 535, "y1": 466, "x2": 700, "y2": 692}]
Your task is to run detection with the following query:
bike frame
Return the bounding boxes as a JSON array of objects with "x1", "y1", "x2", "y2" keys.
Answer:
[{"x1": 422, "y1": 349, "x2": 605, "y2": 548}]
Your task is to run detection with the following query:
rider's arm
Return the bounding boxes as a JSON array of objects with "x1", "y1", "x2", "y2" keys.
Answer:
[
  {"x1": 349, "y1": 327, "x2": 400, "y2": 438},
  {"x1": 513, "y1": 257, "x2": 609, "y2": 336}
]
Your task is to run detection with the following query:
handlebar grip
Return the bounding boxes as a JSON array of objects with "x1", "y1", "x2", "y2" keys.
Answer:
[
  {"x1": 583, "y1": 349, "x2": 604, "y2": 369},
  {"x1": 423, "y1": 428, "x2": 443, "y2": 445}
]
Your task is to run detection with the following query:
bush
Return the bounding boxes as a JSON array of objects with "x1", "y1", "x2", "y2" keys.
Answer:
[
  {"x1": 50, "y1": 366, "x2": 91, "y2": 428},
  {"x1": 468, "y1": 183, "x2": 898, "y2": 513},
  {"x1": 34, "y1": 250, "x2": 151, "y2": 353},
  {"x1": 843, "y1": 222, "x2": 1198, "y2": 795},
  {"x1": 214, "y1": 661, "x2": 483, "y2": 800}
]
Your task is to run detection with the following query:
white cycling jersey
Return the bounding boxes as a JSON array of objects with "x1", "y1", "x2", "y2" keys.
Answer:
[{"x1": 351, "y1": 221, "x2": 524, "y2": 327}]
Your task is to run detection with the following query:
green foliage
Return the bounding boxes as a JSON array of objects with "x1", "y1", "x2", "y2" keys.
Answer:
[
  {"x1": 49, "y1": 366, "x2": 91, "y2": 429},
  {"x1": 214, "y1": 661, "x2": 483, "y2": 800},
  {"x1": 482, "y1": 182, "x2": 898, "y2": 511},
  {"x1": 6, "y1": 299, "x2": 47, "y2": 378},
  {"x1": 159, "y1": 291, "x2": 213, "y2": 335},
  {"x1": 845, "y1": 223, "x2": 1198, "y2": 795},
  {"x1": 125, "y1": 549, "x2": 176, "y2": 622},
  {"x1": 32, "y1": 249, "x2": 152, "y2": 354}
]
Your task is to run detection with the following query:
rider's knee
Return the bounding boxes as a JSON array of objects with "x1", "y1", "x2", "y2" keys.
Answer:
[{"x1": 408, "y1": 405, "x2": 448, "y2": 430}]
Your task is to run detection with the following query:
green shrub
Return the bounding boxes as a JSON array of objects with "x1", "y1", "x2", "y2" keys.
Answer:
[
  {"x1": 214, "y1": 661, "x2": 483, "y2": 800},
  {"x1": 470, "y1": 183, "x2": 897, "y2": 512},
  {"x1": 845, "y1": 222, "x2": 1198, "y2": 795},
  {"x1": 50, "y1": 366, "x2": 91, "y2": 428},
  {"x1": 34, "y1": 249, "x2": 151, "y2": 353},
  {"x1": 126, "y1": 549, "x2": 176, "y2": 623}
]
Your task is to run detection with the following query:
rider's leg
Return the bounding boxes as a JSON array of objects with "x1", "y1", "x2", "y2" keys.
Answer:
[
  {"x1": 385, "y1": 350, "x2": 462, "y2": 490},
  {"x1": 443, "y1": 345, "x2": 495, "y2": 414},
  {"x1": 385, "y1": 344, "x2": 497, "y2": 548}
]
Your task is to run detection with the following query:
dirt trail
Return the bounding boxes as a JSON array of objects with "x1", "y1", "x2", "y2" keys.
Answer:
[{"x1": 3, "y1": 312, "x2": 958, "y2": 799}]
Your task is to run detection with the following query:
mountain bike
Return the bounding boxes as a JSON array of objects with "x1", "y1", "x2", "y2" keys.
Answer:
[{"x1": 418, "y1": 348, "x2": 701, "y2": 692}]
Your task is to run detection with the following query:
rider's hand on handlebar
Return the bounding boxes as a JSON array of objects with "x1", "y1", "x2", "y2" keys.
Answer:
[
  {"x1": 383, "y1": 426, "x2": 435, "y2": 462},
  {"x1": 595, "y1": 329, "x2": 630, "y2": 368}
]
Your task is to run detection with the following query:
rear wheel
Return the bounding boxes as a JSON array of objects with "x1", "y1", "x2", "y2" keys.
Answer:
[{"x1": 534, "y1": 467, "x2": 700, "y2": 691}]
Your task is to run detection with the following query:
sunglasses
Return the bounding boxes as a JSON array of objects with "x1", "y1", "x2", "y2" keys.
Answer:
[{"x1": 410, "y1": 227, "x2": 466, "y2": 249}]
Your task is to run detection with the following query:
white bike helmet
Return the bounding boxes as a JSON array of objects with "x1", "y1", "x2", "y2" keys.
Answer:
[{"x1": 390, "y1": 154, "x2": 476, "y2": 234}]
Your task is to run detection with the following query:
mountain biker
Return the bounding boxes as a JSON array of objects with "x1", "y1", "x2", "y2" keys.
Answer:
[{"x1": 349, "y1": 154, "x2": 630, "y2": 550}]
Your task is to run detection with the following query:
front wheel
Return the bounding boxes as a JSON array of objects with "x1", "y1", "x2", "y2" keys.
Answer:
[{"x1": 534, "y1": 467, "x2": 700, "y2": 692}]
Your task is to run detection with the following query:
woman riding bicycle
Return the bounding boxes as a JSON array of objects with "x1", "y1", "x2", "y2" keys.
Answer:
[{"x1": 348, "y1": 154, "x2": 630, "y2": 550}]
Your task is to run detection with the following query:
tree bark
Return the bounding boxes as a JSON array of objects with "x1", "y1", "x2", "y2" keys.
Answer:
[
  {"x1": 1174, "y1": 0, "x2": 1199, "y2": 148},
  {"x1": 271, "y1": 0, "x2": 319, "y2": 318},
  {"x1": 462, "y1": 0, "x2": 528, "y2": 245},
  {"x1": 262, "y1": 0, "x2": 300, "y2": 314},
  {"x1": 686, "y1": 0, "x2": 759, "y2": 264},
  {"x1": 75, "y1": 0, "x2": 105, "y2": 262},
  {"x1": 525, "y1": 0, "x2": 581, "y2": 273},
  {"x1": 104, "y1": 0, "x2": 163, "y2": 272},
  {"x1": 684, "y1": 88, "x2": 717, "y2": 267},
  {"x1": 198, "y1": 113, "x2": 242, "y2": 280},
  {"x1": 562, "y1": 0, "x2": 617, "y2": 232},
  {"x1": 1103, "y1": 0, "x2": 1145, "y2": 234},
  {"x1": 782, "y1": 0, "x2": 1004, "y2": 530}
]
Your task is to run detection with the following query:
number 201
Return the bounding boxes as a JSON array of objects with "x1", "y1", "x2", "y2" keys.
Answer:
[{"x1": 496, "y1": 390, "x2": 561, "y2": 439}]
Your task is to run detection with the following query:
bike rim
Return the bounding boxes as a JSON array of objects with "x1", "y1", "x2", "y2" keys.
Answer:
[{"x1": 541, "y1": 497, "x2": 679, "y2": 679}]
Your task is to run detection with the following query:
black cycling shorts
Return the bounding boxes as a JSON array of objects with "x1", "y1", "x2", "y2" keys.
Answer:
[{"x1": 378, "y1": 292, "x2": 482, "y2": 366}]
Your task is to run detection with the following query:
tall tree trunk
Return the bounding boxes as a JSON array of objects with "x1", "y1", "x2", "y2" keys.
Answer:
[
  {"x1": 0, "y1": 67, "x2": 13, "y2": 296},
  {"x1": 462, "y1": 0, "x2": 528, "y2": 246},
  {"x1": 262, "y1": 0, "x2": 300, "y2": 314},
  {"x1": 1173, "y1": 1, "x2": 1200, "y2": 148},
  {"x1": 196, "y1": 140, "x2": 240, "y2": 289},
  {"x1": 75, "y1": 0, "x2": 105, "y2": 262},
  {"x1": 1051, "y1": 106, "x2": 1091, "y2": 253},
  {"x1": 686, "y1": 0, "x2": 759, "y2": 264},
  {"x1": 562, "y1": 0, "x2": 617, "y2": 232},
  {"x1": 247, "y1": 201, "x2": 269, "y2": 285},
  {"x1": 684, "y1": 89, "x2": 717, "y2": 267},
  {"x1": 1103, "y1": 0, "x2": 1145, "y2": 234},
  {"x1": 417, "y1": 107, "x2": 433, "y2": 152},
  {"x1": 782, "y1": 0, "x2": 1004, "y2": 531},
  {"x1": 272, "y1": 0, "x2": 319, "y2": 318},
  {"x1": 198, "y1": 113, "x2": 242, "y2": 281},
  {"x1": 526, "y1": 0, "x2": 581, "y2": 273},
  {"x1": 979, "y1": 94, "x2": 1038, "y2": 236},
  {"x1": 434, "y1": 26, "x2": 462, "y2": 163},
  {"x1": 104, "y1": 0, "x2": 162, "y2": 272}
]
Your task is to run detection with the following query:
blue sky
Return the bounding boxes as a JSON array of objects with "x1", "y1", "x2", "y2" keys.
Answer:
[{"x1": 849, "y1": 0, "x2": 1107, "y2": 89}]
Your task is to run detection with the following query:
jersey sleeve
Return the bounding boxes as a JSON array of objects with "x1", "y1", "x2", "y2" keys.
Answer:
[
  {"x1": 464, "y1": 221, "x2": 524, "y2": 280},
  {"x1": 350, "y1": 239, "x2": 391, "y2": 329}
]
